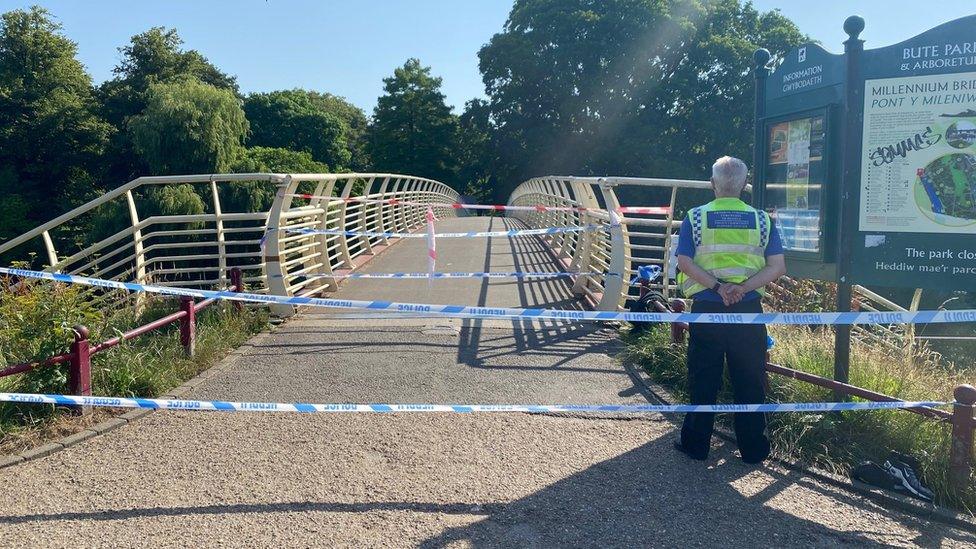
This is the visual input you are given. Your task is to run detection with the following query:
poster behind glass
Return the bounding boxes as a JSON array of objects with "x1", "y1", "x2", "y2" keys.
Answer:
[{"x1": 765, "y1": 115, "x2": 826, "y2": 253}]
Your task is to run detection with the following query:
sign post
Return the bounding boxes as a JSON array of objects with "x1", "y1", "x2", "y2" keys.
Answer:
[{"x1": 834, "y1": 16, "x2": 866, "y2": 386}]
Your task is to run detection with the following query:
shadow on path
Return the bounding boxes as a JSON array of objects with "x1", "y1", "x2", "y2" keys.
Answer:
[{"x1": 3, "y1": 435, "x2": 967, "y2": 548}]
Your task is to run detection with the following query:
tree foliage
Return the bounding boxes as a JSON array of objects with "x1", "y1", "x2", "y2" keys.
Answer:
[
  {"x1": 98, "y1": 27, "x2": 239, "y2": 180},
  {"x1": 227, "y1": 146, "x2": 331, "y2": 212},
  {"x1": 307, "y1": 91, "x2": 371, "y2": 171},
  {"x1": 128, "y1": 78, "x2": 249, "y2": 174},
  {"x1": 244, "y1": 90, "x2": 350, "y2": 169},
  {"x1": 0, "y1": 7, "x2": 111, "y2": 244},
  {"x1": 478, "y1": 0, "x2": 805, "y2": 197},
  {"x1": 0, "y1": 2, "x2": 811, "y2": 253},
  {"x1": 369, "y1": 59, "x2": 460, "y2": 187}
]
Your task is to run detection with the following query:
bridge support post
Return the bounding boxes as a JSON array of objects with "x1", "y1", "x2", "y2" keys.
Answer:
[
  {"x1": 950, "y1": 384, "x2": 976, "y2": 486},
  {"x1": 596, "y1": 179, "x2": 628, "y2": 311},
  {"x1": 68, "y1": 325, "x2": 91, "y2": 397},
  {"x1": 265, "y1": 176, "x2": 298, "y2": 317},
  {"x1": 180, "y1": 296, "x2": 196, "y2": 358}
]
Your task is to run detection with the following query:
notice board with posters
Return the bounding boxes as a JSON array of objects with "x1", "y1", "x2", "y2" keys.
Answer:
[
  {"x1": 754, "y1": 42, "x2": 844, "y2": 280},
  {"x1": 850, "y1": 16, "x2": 976, "y2": 289}
]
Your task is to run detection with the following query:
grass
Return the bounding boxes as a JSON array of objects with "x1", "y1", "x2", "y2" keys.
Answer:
[
  {"x1": 622, "y1": 323, "x2": 976, "y2": 513},
  {"x1": 0, "y1": 279, "x2": 267, "y2": 451}
]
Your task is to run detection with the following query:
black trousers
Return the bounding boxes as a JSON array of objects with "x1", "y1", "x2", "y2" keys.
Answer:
[{"x1": 680, "y1": 299, "x2": 770, "y2": 462}]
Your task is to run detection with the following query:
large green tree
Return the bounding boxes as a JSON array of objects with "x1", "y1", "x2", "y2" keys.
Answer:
[
  {"x1": 243, "y1": 90, "x2": 351, "y2": 169},
  {"x1": 98, "y1": 27, "x2": 238, "y2": 180},
  {"x1": 477, "y1": 0, "x2": 804, "y2": 197},
  {"x1": 456, "y1": 99, "x2": 496, "y2": 201},
  {"x1": 306, "y1": 91, "x2": 371, "y2": 171},
  {"x1": 128, "y1": 77, "x2": 248, "y2": 174},
  {"x1": 0, "y1": 7, "x2": 111, "y2": 242},
  {"x1": 369, "y1": 59, "x2": 460, "y2": 186}
]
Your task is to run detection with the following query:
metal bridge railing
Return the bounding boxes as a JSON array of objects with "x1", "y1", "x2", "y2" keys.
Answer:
[
  {"x1": 0, "y1": 173, "x2": 459, "y2": 315},
  {"x1": 507, "y1": 176, "x2": 716, "y2": 311}
]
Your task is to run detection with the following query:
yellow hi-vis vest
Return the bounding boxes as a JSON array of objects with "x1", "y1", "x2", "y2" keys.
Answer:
[{"x1": 676, "y1": 197, "x2": 771, "y2": 298}]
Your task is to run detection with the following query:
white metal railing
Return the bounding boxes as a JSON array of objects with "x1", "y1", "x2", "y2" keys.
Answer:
[
  {"x1": 0, "y1": 173, "x2": 459, "y2": 316},
  {"x1": 506, "y1": 176, "x2": 717, "y2": 310}
]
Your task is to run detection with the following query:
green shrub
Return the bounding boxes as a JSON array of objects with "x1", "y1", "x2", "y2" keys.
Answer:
[{"x1": 0, "y1": 278, "x2": 265, "y2": 441}]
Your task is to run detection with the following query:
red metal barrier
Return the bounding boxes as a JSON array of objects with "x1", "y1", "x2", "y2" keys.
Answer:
[
  {"x1": 180, "y1": 296, "x2": 196, "y2": 358},
  {"x1": 0, "y1": 267, "x2": 243, "y2": 396},
  {"x1": 68, "y1": 325, "x2": 91, "y2": 397}
]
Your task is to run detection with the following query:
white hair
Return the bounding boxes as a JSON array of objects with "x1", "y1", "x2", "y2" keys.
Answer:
[{"x1": 711, "y1": 156, "x2": 748, "y2": 196}]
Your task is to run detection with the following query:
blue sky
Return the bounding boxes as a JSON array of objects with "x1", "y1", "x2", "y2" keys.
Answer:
[{"x1": 2, "y1": 1, "x2": 974, "y2": 113}]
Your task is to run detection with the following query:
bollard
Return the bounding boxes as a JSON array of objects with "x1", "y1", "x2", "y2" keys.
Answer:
[
  {"x1": 949, "y1": 384, "x2": 976, "y2": 486},
  {"x1": 68, "y1": 325, "x2": 91, "y2": 397},
  {"x1": 229, "y1": 267, "x2": 244, "y2": 311},
  {"x1": 179, "y1": 296, "x2": 196, "y2": 358},
  {"x1": 670, "y1": 299, "x2": 687, "y2": 344}
]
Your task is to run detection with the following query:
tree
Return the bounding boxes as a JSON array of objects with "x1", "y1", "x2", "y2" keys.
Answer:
[
  {"x1": 369, "y1": 59, "x2": 460, "y2": 186},
  {"x1": 477, "y1": 0, "x2": 805, "y2": 196},
  {"x1": 307, "y1": 92, "x2": 371, "y2": 171},
  {"x1": 227, "y1": 146, "x2": 331, "y2": 212},
  {"x1": 128, "y1": 78, "x2": 248, "y2": 174},
  {"x1": 98, "y1": 27, "x2": 238, "y2": 180},
  {"x1": 456, "y1": 99, "x2": 496, "y2": 200},
  {"x1": 244, "y1": 90, "x2": 351, "y2": 169},
  {"x1": 0, "y1": 7, "x2": 111, "y2": 246}
]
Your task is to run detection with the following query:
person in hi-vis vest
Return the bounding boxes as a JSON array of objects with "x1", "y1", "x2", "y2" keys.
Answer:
[{"x1": 674, "y1": 156, "x2": 786, "y2": 464}]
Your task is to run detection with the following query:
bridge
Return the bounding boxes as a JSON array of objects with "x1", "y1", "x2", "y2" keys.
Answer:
[{"x1": 0, "y1": 174, "x2": 971, "y2": 546}]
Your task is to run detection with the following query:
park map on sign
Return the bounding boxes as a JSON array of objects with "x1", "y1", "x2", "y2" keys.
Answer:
[{"x1": 860, "y1": 72, "x2": 976, "y2": 233}]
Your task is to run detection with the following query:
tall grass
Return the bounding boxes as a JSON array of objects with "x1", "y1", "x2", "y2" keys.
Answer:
[
  {"x1": 0, "y1": 278, "x2": 266, "y2": 444},
  {"x1": 622, "y1": 324, "x2": 976, "y2": 513}
]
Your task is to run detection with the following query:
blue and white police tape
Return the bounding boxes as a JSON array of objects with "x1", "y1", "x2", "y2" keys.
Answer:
[
  {"x1": 272, "y1": 271, "x2": 622, "y2": 280},
  {"x1": 0, "y1": 392, "x2": 948, "y2": 414},
  {"x1": 281, "y1": 225, "x2": 604, "y2": 239},
  {"x1": 3, "y1": 267, "x2": 976, "y2": 326}
]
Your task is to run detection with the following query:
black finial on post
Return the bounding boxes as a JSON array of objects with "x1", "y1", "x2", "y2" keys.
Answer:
[
  {"x1": 843, "y1": 15, "x2": 865, "y2": 41},
  {"x1": 753, "y1": 48, "x2": 771, "y2": 72}
]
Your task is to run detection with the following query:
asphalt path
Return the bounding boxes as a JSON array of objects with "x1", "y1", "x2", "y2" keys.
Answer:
[{"x1": 0, "y1": 216, "x2": 972, "y2": 547}]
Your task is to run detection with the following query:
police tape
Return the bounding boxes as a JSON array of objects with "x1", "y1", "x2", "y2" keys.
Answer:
[
  {"x1": 280, "y1": 225, "x2": 604, "y2": 239},
  {"x1": 273, "y1": 271, "x2": 621, "y2": 279},
  {"x1": 286, "y1": 193, "x2": 672, "y2": 216},
  {"x1": 3, "y1": 267, "x2": 976, "y2": 325},
  {"x1": 0, "y1": 392, "x2": 948, "y2": 414}
]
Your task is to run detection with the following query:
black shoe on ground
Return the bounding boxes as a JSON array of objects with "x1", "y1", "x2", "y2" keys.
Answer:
[
  {"x1": 887, "y1": 451, "x2": 923, "y2": 473},
  {"x1": 883, "y1": 459, "x2": 934, "y2": 502},
  {"x1": 852, "y1": 461, "x2": 906, "y2": 493},
  {"x1": 673, "y1": 440, "x2": 707, "y2": 461}
]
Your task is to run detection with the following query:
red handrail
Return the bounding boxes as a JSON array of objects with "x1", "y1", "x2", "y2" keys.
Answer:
[{"x1": 0, "y1": 268, "x2": 243, "y2": 386}]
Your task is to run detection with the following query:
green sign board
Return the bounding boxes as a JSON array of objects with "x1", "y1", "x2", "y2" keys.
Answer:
[
  {"x1": 850, "y1": 17, "x2": 976, "y2": 289},
  {"x1": 755, "y1": 15, "x2": 976, "y2": 291}
]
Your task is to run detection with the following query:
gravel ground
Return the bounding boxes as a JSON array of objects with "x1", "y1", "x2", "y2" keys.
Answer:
[{"x1": 0, "y1": 218, "x2": 972, "y2": 547}]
